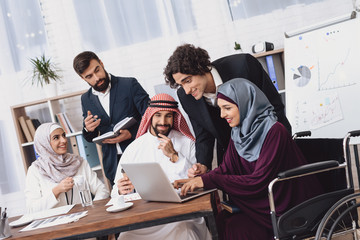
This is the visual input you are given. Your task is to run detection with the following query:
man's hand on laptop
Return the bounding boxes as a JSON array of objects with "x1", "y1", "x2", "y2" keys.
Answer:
[
  {"x1": 117, "y1": 173, "x2": 135, "y2": 195},
  {"x1": 187, "y1": 163, "x2": 208, "y2": 178},
  {"x1": 174, "y1": 177, "x2": 204, "y2": 196}
]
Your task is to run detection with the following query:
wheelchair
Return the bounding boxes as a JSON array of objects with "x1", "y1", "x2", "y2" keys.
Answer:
[{"x1": 268, "y1": 130, "x2": 360, "y2": 240}]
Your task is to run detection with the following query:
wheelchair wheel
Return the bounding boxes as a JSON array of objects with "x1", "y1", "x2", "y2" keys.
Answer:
[{"x1": 315, "y1": 192, "x2": 360, "y2": 240}]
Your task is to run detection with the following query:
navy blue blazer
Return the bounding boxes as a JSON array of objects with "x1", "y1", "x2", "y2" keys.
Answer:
[
  {"x1": 177, "y1": 53, "x2": 291, "y2": 170},
  {"x1": 81, "y1": 75, "x2": 149, "y2": 183}
]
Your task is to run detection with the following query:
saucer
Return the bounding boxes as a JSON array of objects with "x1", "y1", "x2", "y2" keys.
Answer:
[
  {"x1": 106, "y1": 202, "x2": 133, "y2": 213},
  {"x1": 9, "y1": 215, "x2": 34, "y2": 227}
]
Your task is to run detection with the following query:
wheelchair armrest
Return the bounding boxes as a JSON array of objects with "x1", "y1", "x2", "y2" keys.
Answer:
[
  {"x1": 292, "y1": 131, "x2": 311, "y2": 139},
  {"x1": 278, "y1": 160, "x2": 339, "y2": 179},
  {"x1": 349, "y1": 130, "x2": 360, "y2": 137}
]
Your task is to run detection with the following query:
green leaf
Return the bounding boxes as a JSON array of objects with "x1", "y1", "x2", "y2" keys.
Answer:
[
  {"x1": 26, "y1": 53, "x2": 62, "y2": 87},
  {"x1": 234, "y1": 41, "x2": 241, "y2": 50}
]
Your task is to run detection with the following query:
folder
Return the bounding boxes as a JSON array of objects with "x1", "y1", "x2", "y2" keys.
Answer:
[
  {"x1": 63, "y1": 113, "x2": 76, "y2": 133},
  {"x1": 265, "y1": 55, "x2": 279, "y2": 91},
  {"x1": 68, "y1": 136, "x2": 80, "y2": 156},
  {"x1": 18, "y1": 116, "x2": 33, "y2": 142},
  {"x1": 31, "y1": 119, "x2": 42, "y2": 129},
  {"x1": 26, "y1": 119, "x2": 37, "y2": 139},
  {"x1": 33, "y1": 145, "x2": 40, "y2": 160},
  {"x1": 56, "y1": 113, "x2": 71, "y2": 134},
  {"x1": 76, "y1": 135, "x2": 100, "y2": 168}
]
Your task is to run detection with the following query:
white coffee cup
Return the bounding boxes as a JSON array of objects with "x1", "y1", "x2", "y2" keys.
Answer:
[{"x1": 114, "y1": 195, "x2": 125, "y2": 208}]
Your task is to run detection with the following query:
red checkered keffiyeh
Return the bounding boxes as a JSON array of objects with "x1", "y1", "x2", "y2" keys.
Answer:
[{"x1": 136, "y1": 93, "x2": 195, "y2": 141}]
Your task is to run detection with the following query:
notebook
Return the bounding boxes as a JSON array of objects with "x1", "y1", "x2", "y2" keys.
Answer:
[{"x1": 121, "y1": 162, "x2": 216, "y2": 203}]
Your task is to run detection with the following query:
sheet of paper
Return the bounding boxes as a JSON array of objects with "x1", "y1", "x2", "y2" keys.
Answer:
[
  {"x1": 30, "y1": 205, "x2": 75, "y2": 220},
  {"x1": 20, "y1": 211, "x2": 87, "y2": 232},
  {"x1": 106, "y1": 193, "x2": 141, "y2": 206},
  {"x1": 11, "y1": 205, "x2": 75, "y2": 228}
]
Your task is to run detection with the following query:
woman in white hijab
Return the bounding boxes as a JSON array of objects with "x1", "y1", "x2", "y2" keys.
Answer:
[{"x1": 25, "y1": 123, "x2": 109, "y2": 213}]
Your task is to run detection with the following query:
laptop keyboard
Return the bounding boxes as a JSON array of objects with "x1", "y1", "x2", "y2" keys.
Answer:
[{"x1": 178, "y1": 191, "x2": 200, "y2": 200}]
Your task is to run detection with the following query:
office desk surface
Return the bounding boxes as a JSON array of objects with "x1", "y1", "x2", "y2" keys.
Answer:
[{"x1": 8, "y1": 193, "x2": 218, "y2": 240}]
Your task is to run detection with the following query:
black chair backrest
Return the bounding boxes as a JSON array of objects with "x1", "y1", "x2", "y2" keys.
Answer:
[{"x1": 294, "y1": 138, "x2": 346, "y2": 192}]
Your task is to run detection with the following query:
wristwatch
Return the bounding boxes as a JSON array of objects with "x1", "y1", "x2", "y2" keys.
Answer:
[{"x1": 169, "y1": 152, "x2": 178, "y2": 163}]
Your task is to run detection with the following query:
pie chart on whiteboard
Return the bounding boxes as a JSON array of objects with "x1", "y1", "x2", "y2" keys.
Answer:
[{"x1": 293, "y1": 65, "x2": 311, "y2": 87}]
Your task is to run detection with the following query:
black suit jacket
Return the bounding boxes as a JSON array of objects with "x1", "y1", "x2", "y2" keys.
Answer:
[
  {"x1": 177, "y1": 53, "x2": 291, "y2": 169},
  {"x1": 81, "y1": 75, "x2": 149, "y2": 183}
]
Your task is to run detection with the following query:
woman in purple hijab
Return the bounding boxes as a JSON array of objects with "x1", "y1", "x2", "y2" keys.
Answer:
[{"x1": 177, "y1": 78, "x2": 323, "y2": 239}]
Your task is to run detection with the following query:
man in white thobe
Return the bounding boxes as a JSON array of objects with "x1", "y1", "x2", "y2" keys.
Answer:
[{"x1": 111, "y1": 93, "x2": 211, "y2": 240}]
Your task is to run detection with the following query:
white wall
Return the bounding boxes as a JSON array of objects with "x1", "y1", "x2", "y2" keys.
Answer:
[
  {"x1": 48, "y1": 0, "x2": 354, "y2": 98},
  {"x1": 0, "y1": 0, "x2": 354, "y2": 216}
]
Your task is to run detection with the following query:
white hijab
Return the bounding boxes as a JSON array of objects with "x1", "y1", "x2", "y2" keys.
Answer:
[{"x1": 32, "y1": 123, "x2": 82, "y2": 183}]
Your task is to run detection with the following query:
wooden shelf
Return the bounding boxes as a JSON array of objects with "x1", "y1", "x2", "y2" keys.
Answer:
[
  {"x1": 11, "y1": 90, "x2": 87, "y2": 109},
  {"x1": 11, "y1": 90, "x2": 97, "y2": 174},
  {"x1": 253, "y1": 48, "x2": 284, "y2": 58},
  {"x1": 21, "y1": 131, "x2": 83, "y2": 147},
  {"x1": 253, "y1": 48, "x2": 285, "y2": 92}
]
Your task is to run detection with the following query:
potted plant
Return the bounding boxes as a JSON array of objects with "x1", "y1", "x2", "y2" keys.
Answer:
[
  {"x1": 234, "y1": 41, "x2": 242, "y2": 51},
  {"x1": 28, "y1": 54, "x2": 62, "y2": 97}
]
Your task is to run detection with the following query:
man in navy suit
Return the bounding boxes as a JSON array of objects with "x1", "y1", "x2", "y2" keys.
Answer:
[
  {"x1": 73, "y1": 51, "x2": 149, "y2": 184},
  {"x1": 164, "y1": 44, "x2": 291, "y2": 177}
]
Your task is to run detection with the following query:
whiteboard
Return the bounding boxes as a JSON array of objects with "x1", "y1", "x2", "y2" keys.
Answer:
[{"x1": 285, "y1": 15, "x2": 360, "y2": 139}]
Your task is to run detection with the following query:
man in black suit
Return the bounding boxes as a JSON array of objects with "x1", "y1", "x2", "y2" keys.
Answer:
[
  {"x1": 73, "y1": 51, "x2": 149, "y2": 184},
  {"x1": 164, "y1": 44, "x2": 291, "y2": 177}
]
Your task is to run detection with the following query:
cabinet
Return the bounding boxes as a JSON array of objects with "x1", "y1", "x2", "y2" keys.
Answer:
[
  {"x1": 10, "y1": 90, "x2": 108, "y2": 188},
  {"x1": 253, "y1": 48, "x2": 285, "y2": 92},
  {"x1": 253, "y1": 48, "x2": 286, "y2": 104}
]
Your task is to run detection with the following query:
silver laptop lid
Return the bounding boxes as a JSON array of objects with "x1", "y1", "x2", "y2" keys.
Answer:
[{"x1": 121, "y1": 162, "x2": 182, "y2": 202}]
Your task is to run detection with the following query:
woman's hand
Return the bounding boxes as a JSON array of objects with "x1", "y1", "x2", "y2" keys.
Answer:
[
  {"x1": 176, "y1": 177, "x2": 204, "y2": 196},
  {"x1": 173, "y1": 178, "x2": 192, "y2": 189},
  {"x1": 117, "y1": 173, "x2": 135, "y2": 195},
  {"x1": 52, "y1": 177, "x2": 74, "y2": 198}
]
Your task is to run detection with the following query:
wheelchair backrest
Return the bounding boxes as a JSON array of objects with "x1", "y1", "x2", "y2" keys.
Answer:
[{"x1": 294, "y1": 138, "x2": 347, "y2": 192}]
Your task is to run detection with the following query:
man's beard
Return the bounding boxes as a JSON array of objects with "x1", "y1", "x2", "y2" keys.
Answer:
[
  {"x1": 152, "y1": 124, "x2": 172, "y2": 137},
  {"x1": 92, "y1": 70, "x2": 110, "y2": 92}
]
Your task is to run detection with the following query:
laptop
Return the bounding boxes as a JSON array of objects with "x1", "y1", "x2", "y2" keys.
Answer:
[{"x1": 121, "y1": 162, "x2": 216, "y2": 203}]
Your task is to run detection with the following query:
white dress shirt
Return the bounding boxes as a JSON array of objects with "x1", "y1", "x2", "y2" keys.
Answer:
[{"x1": 203, "y1": 67, "x2": 223, "y2": 106}]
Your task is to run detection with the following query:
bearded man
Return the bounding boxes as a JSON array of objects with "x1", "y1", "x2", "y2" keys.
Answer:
[
  {"x1": 73, "y1": 51, "x2": 149, "y2": 184},
  {"x1": 110, "y1": 93, "x2": 211, "y2": 240}
]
